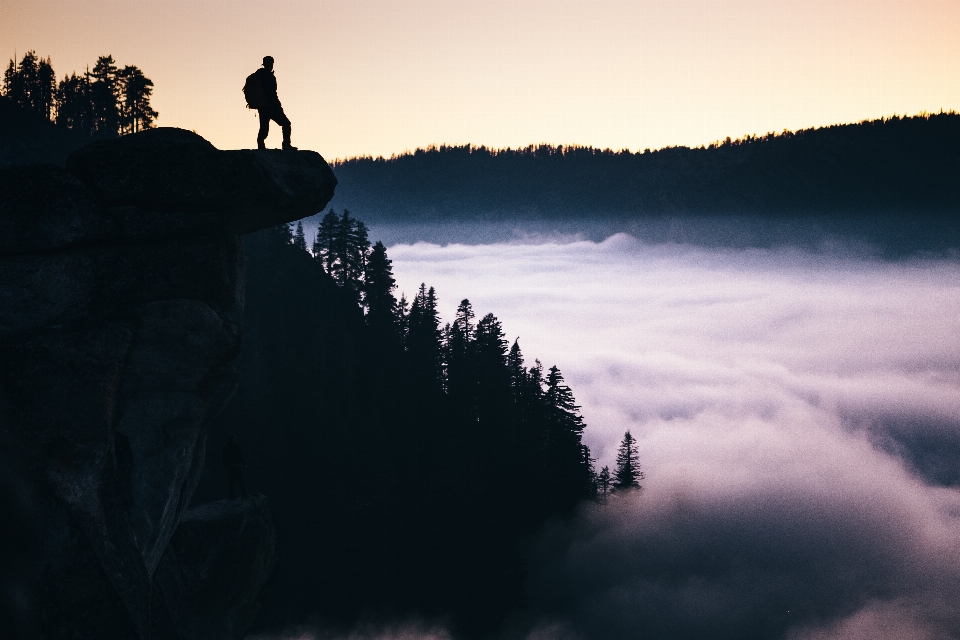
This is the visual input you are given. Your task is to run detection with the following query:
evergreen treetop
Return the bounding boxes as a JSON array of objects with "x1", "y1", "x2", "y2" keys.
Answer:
[
  {"x1": 364, "y1": 241, "x2": 398, "y2": 326},
  {"x1": 597, "y1": 465, "x2": 612, "y2": 497},
  {"x1": 613, "y1": 430, "x2": 643, "y2": 491},
  {"x1": 311, "y1": 209, "x2": 371, "y2": 297},
  {"x1": 292, "y1": 221, "x2": 307, "y2": 251}
]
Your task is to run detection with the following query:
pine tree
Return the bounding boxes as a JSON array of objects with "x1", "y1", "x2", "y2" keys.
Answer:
[
  {"x1": 3, "y1": 52, "x2": 34, "y2": 111},
  {"x1": 453, "y1": 299, "x2": 475, "y2": 341},
  {"x1": 55, "y1": 72, "x2": 92, "y2": 132},
  {"x1": 36, "y1": 56, "x2": 56, "y2": 120},
  {"x1": 406, "y1": 284, "x2": 443, "y2": 389},
  {"x1": 3, "y1": 57, "x2": 22, "y2": 104},
  {"x1": 311, "y1": 209, "x2": 370, "y2": 295},
  {"x1": 343, "y1": 213, "x2": 370, "y2": 288},
  {"x1": 313, "y1": 209, "x2": 339, "y2": 273},
  {"x1": 363, "y1": 241, "x2": 397, "y2": 326},
  {"x1": 507, "y1": 340, "x2": 525, "y2": 393},
  {"x1": 2, "y1": 51, "x2": 53, "y2": 117},
  {"x1": 472, "y1": 313, "x2": 511, "y2": 407},
  {"x1": 597, "y1": 466, "x2": 612, "y2": 497},
  {"x1": 474, "y1": 313, "x2": 512, "y2": 421},
  {"x1": 394, "y1": 293, "x2": 409, "y2": 348},
  {"x1": 546, "y1": 366, "x2": 579, "y2": 417},
  {"x1": 475, "y1": 314, "x2": 508, "y2": 371},
  {"x1": 445, "y1": 299, "x2": 476, "y2": 398},
  {"x1": 612, "y1": 431, "x2": 643, "y2": 491},
  {"x1": 543, "y1": 366, "x2": 594, "y2": 501},
  {"x1": 88, "y1": 55, "x2": 119, "y2": 136},
  {"x1": 18, "y1": 51, "x2": 39, "y2": 112},
  {"x1": 116, "y1": 65, "x2": 157, "y2": 133},
  {"x1": 292, "y1": 221, "x2": 307, "y2": 251}
]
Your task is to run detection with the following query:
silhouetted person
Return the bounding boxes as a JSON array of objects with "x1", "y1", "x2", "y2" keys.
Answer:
[
  {"x1": 252, "y1": 56, "x2": 296, "y2": 151},
  {"x1": 223, "y1": 434, "x2": 248, "y2": 500}
]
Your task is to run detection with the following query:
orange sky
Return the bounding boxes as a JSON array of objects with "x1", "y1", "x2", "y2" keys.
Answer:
[{"x1": 3, "y1": 0, "x2": 959, "y2": 159}]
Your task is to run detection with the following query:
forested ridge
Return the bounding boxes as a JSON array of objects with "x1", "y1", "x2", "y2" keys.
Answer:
[
  {"x1": 331, "y1": 112, "x2": 960, "y2": 220},
  {"x1": 0, "y1": 51, "x2": 158, "y2": 166},
  {"x1": 191, "y1": 215, "x2": 630, "y2": 636}
]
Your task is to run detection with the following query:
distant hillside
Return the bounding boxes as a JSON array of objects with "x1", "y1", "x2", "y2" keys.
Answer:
[
  {"x1": 0, "y1": 96, "x2": 92, "y2": 166},
  {"x1": 330, "y1": 113, "x2": 960, "y2": 220}
]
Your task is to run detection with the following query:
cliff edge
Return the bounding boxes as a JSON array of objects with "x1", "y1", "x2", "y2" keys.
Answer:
[{"x1": 0, "y1": 128, "x2": 336, "y2": 639}]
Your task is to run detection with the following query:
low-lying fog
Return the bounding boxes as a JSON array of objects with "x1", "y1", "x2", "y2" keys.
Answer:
[{"x1": 284, "y1": 217, "x2": 960, "y2": 639}]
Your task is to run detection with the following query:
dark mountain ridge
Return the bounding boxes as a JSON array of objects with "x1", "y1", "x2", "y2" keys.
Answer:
[{"x1": 331, "y1": 112, "x2": 960, "y2": 221}]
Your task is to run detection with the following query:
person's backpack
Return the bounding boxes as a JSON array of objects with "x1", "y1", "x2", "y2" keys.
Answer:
[{"x1": 243, "y1": 71, "x2": 266, "y2": 110}]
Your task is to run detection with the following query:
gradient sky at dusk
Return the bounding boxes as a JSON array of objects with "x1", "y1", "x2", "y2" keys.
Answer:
[{"x1": 4, "y1": 0, "x2": 959, "y2": 159}]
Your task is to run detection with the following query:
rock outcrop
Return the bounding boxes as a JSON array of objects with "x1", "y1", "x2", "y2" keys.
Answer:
[{"x1": 0, "y1": 128, "x2": 336, "y2": 639}]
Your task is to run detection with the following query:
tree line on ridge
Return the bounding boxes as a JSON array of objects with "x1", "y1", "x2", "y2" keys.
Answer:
[
  {"x1": 329, "y1": 112, "x2": 960, "y2": 220},
  {"x1": 2, "y1": 50, "x2": 157, "y2": 137}
]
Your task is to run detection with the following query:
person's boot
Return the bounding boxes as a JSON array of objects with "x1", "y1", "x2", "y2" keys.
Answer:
[
  {"x1": 282, "y1": 124, "x2": 296, "y2": 150},
  {"x1": 257, "y1": 139, "x2": 266, "y2": 150}
]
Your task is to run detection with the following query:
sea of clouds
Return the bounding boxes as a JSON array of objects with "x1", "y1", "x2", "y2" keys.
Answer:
[
  {"x1": 266, "y1": 229, "x2": 960, "y2": 639},
  {"x1": 384, "y1": 232, "x2": 960, "y2": 639}
]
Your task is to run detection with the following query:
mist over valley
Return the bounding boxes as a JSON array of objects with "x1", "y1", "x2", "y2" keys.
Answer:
[{"x1": 249, "y1": 217, "x2": 960, "y2": 639}]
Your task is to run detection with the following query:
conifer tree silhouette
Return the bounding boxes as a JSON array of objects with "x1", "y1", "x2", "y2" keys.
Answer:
[
  {"x1": 117, "y1": 65, "x2": 158, "y2": 133},
  {"x1": 407, "y1": 284, "x2": 443, "y2": 389},
  {"x1": 445, "y1": 299, "x2": 476, "y2": 399},
  {"x1": 3, "y1": 51, "x2": 55, "y2": 118},
  {"x1": 313, "y1": 210, "x2": 339, "y2": 272},
  {"x1": 394, "y1": 293, "x2": 409, "y2": 348},
  {"x1": 54, "y1": 72, "x2": 91, "y2": 131},
  {"x1": 88, "y1": 56, "x2": 120, "y2": 137},
  {"x1": 613, "y1": 430, "x2": 643, "y2": 491},
  {"x1": 597, "y1": 465, "x2": 612, "y2": 497},
  {"x1": 311, "y1": 209, "x2": 370, "y2": 296},
  {"x1": 363, "y1": 241, "x2": 397, "y2": 327},
  {"x1": 292, "y1": 221, "x2": 307, "y2": 251}
]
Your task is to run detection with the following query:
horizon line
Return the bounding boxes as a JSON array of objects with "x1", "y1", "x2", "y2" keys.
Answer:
[{"x1": 330, "y1": 109, "x2": 958, "y2": 166}]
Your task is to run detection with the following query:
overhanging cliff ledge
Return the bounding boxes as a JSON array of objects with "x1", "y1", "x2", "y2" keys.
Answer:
[{"x1": 0, "y1": 128, "x2": 336, "y2": 639}]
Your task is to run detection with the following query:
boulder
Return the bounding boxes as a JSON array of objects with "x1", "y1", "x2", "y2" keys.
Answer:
[
  {"x1": 0, "y1": 128, "x2": 338, "y2": 257},
  {"x1": 0, "y1": 128, "x2": 335, "y2": 639},
  {"x1": 66, "y1": 128, "x2": 339, "y2": 235}
]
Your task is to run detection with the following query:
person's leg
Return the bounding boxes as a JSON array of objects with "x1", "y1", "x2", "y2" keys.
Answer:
[
  {"x1": 257, "y1": 110, "x2": 270, "y2": 149},
  {"x1": 228, "y1": 471, "x2": 237, "y2": 499},
  {"x1": 272, "y1": 107, "x2": 294, "y2": 148}
]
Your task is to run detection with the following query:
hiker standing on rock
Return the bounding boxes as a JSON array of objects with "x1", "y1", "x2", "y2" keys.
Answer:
[{"x1": 244, "y1": 55, "x2": 296, "y2": 150}]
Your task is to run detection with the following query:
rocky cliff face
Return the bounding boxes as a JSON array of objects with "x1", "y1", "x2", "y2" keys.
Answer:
[{"x1": 0, "y1": 128, "x2": 336, "y2": 639}]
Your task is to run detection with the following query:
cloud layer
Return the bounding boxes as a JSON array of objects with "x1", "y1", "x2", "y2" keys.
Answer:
[{"x1": 382, "y1": 231, "x2": 960, "y2": 639}]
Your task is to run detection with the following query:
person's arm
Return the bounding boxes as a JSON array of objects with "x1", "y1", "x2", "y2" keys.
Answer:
[{"x1": 261, "y1": 70, "x2": 279, "y2": 101}]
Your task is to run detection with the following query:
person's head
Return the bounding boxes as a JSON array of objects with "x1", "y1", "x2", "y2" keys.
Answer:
[
  {"x1": 229, "y1": 434, "x2": 237, "y2": 442},
  {"x1": 262, "y1": 56, "x2": 274, "y2": 71}
]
